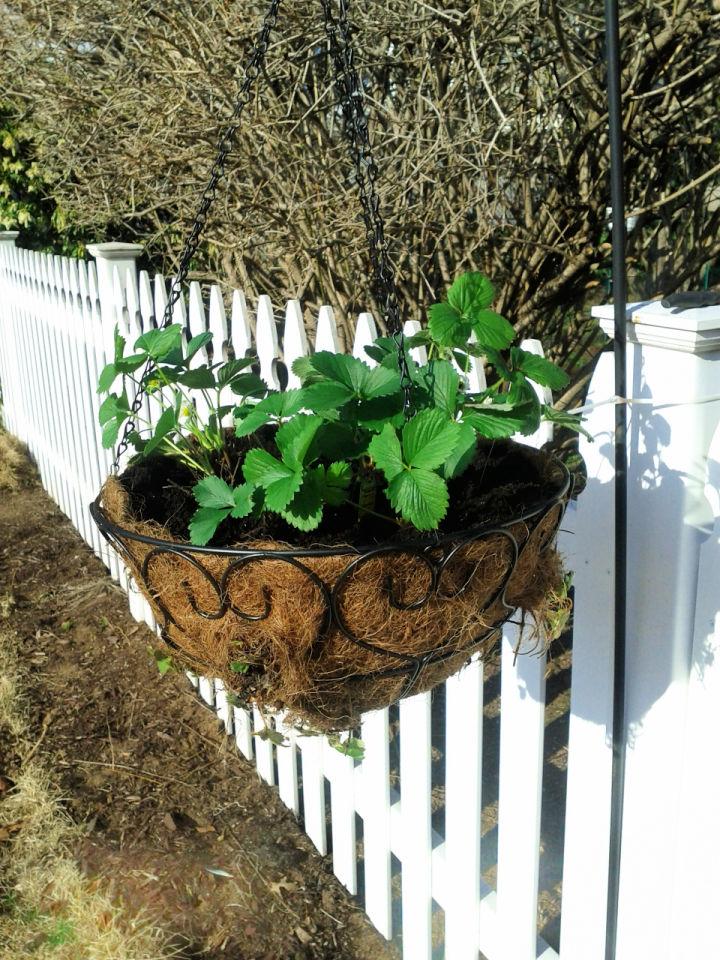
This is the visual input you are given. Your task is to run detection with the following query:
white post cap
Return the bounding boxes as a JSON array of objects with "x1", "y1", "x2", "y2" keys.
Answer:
[
  {"x1": 593, "y1": 300, "x2": 720, "y2": 354},
  {"x1": 87, "y1": 242, "x2": 143, "y2": 261}
]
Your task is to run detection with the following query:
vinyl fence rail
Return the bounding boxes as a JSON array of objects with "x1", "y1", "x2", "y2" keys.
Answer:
[{"x1": 1, "y1": 231, "x2": 719, "y2": 960}]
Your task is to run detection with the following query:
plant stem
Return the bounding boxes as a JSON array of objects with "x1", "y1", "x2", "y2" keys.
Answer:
[{"x1": 346, "y1": 500, "x2": 403, "y2": 527}]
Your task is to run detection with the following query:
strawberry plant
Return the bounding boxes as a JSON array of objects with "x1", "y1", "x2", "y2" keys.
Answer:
[{"x1": 98, "y1": 271, "x2": 584, "y2": 545}]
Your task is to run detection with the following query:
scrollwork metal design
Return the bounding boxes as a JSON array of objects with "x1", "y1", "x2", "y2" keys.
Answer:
[{"x1": 89, "y1": 459, "x2": 571, "y2": 703}]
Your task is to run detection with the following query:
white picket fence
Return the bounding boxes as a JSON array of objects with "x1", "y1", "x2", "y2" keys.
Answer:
[{"x1": 1, "y1": 233, "x2": 719, "y2": 960}]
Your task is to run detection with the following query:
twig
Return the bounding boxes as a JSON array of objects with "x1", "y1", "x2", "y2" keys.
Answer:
[
  {"x1": 60, "y1": 758, "x2": 193, "y2": 788},
  {"x1": 23, "y1": 708, "x2": 58, "y2": 764}
]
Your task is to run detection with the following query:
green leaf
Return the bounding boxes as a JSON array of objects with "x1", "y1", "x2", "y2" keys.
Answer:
[
  {"x1": 290, "y1": 355, "x2": 315, "y2": 381},
  {"x1": 318, "y1": 461, "x2": 352, "y2": 506},
  {"x1": 328, "y1": 734, "x2": 365, "y2": 760},
  {"x1": 217, "y1": 357, "x2": 255, "y2": 386},
  {"x1": 464, "y1": 401, "x2": 539, "y2": 439},
  {"x1": 113, "y1": 325, "x2": 126, "y2": 363},
  {"x1": 98, "y1": 393, "x2": 119, "y2": 425},
  {"x1": 186, "y1": 331, "x2": 213, "y2": 360},
  {"x1": 364, "y1": 343, "x2": 393, "y2": 364},
  {"x1": 229, "y1": 660, "x2": 250, "y2": 674},
  {"x1": 230, "y1": 482, "x2": 255, "y2": 518},
  {"x1": 404, "y1": 329, "x2": 433, "y2": 348},
  {"x1": 115, "y1": 353, "x2": 148, "y2": 374},
  {"x1": 156, "y1": 655, "x2": 173, "y2": 676},
  {"x1": 234, "y1": 390, "x2": 305, "y2": 436},
  {"x1": 252, "y1": 727, "x2": 288, "y2": 747},
  {"x1": 470, "y1": 310, "x2": 515, "y2": 350},
  {"x1": 243, "y1": 449, "x2": 302, "y2": 511},
  {"x1": 505, "y1": 374, "x2": 541, "y2": 410},
  {"x1": 179, "y1": 367, "x2": 216, "y2": 389},
  {"x1": 363, "y1": 364, "x2": 402, "y2": 399},
  {"x1": 541, "y1": 405, "x2": 593, "y2": 441},
  {"x1": 134, "y1": 325, "x2": 183, "y2": 360},
  {"x1": 189, "y1": 506, "x2": 228, "y2": 546},
  {"x1": 235, "y1": 406, "x2": 275, "y2": 437},
  {"x1": 307, "y1": 352, "x2": 369, "y2": 394},
  {"x1": 193, "y1": 475, "x2": 236, "y2": 509},
  {"x1": 102, "y1": 420, "x2": 121, "y2": 450},
  {"x1": 310, "y1": 422, "x2": 370, "y2": 461},
  {"x1": 483, "y1": 347, "x2": 512, "y2": 380},
  {"x1": 299, "y1": 351, "x2": 400, "y2": 400},
  {"x1": 302, "y1": 380, "x2": 354, "y2": 409},
  {"x1": 368, "y1": 424, "x2": 404, "y2": 481},
  {"x1": 280, "y1": 468, "x2": 324, "y2": 531},
  {"x1": 144, "y1": 406, "x2": 177, "y2": 455},
  {"x1": 228, "y1": 372, "x2": 267, "y2": 398},
  {"x1": 447, "y1": 272, "x2": 496, "y2": 314},
  {"x1": 510, "y1": 348, "x2": 569, "y2": 390},
  {"x1": 428, "y1": 302, "x2": 470, "y2": 348},
  {"x1": 401, "y1": 409, "x2": 461, "y2": 471},
  {"x1": 97, "y1": 362, "x2": 118, "y2": 393},
  {"x1": 275, "y1": 414, "x2": 322, "y2": 468},
  {"x1": 443, "y1": 421, "x2": 477, "y2": 479},
  {"x1": 102, "y1": 420, "x2": 120, "y2": 450},
  {"x1": 424, "y1": 360, "x2": 459, "y2": 417},
  {"x1": 387, "y1": 469, "x2": 449, "y2": 530},
  {"x1": 354, "y1": 392, "x2": 404, "y2": 430}
]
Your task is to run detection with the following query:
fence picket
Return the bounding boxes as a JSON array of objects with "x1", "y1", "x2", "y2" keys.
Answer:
[
  {"x1": 444, "y1": 659, "x2": 483, "y2": 959},
  {"x1": 282, "y1": 299, "x2": 310, "y2": 387},
  {"x1": 256, "y1": 295, "x2": 281, "y2": 390},
  {"x1": 214, "y1": 678, "x2": 233, "y2": 734},
  {"x1": 325, "y1": 740, "x2": 358, "y2": 895},
  {"x1": 253, "y1": 706, "x2": 276, "y2": 786},
  {"x1": 398, "y1": 690, "x2": 433, "y2": 960},
  {"x1": 234, "y1": 706, "x2": 254, "y2": 762},
  {"x1": 275, "y1": 717, "x2": 300, "y2": 816},
  {"x1": 230, "y1": 289, "x2": 252, "y2": 360},
  {"x1": 360, "y1": 709, "x2": 392, "y2": 939},
  {"x1": 352, "y1": 311, "x2": 378, "y2": 361},
  {"x1": 300, "y1": 735, "x2": 327, "y2": 855},
  {"x1": 315, "y1": 304, "x2": 341, "y2": 353},
  {"x1": 198, "y1": 676, "x2": 215, "y2": 707}
]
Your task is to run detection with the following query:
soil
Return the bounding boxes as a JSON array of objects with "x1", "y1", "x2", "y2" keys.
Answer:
[
  {"x1": 0, "y1": 462, "x2": 400, "y2": 958},
  {"x1": 121, "y1": 436, "x2": 561, "y2": 549}
]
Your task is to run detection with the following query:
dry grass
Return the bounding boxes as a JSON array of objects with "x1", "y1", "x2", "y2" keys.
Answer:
[
  {"x1": 0, "y1": 427, "x2": 37, "y2": 492},
  {"x1": 0, "y1": 622, "x2": 180, "y2": 960}
]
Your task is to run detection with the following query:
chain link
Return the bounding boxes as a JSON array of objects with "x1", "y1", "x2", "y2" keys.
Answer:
[
  {"x1": 112, "y1": 0, "x2": 282, "y2": 470},
  {"x1": 320, "y1": 0, "x2": 414, "y2": 416}
]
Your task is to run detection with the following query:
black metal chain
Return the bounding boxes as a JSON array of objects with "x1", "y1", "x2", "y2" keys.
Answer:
[
  {"x1": 112, "y1": 0, "x2": 282, "y2": 470},
  {"x1": 320, "y1": 0, "x2": 414, "y2": 416},
  {"x1": 112, "y1": 0, "x2": 413, "y2": 471}
]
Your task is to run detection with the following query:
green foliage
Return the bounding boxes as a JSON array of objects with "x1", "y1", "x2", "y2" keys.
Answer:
[
  {"x1": 328, "y1": 734, "x2": 365, "y2": 760},
  {"x1": 148, "y1": 647, "x2": 174, "y2": 675},
  {"x1": 0, "y1": 108, "x2": 83, "y2": 255},
  {"x1": 97, "y1": 271, "x2": 582, "y2": 544}
]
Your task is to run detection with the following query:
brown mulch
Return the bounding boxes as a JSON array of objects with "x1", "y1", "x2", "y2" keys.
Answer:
[{"x1": 0, "y1": 453, "x2": 399, "y2": 960}]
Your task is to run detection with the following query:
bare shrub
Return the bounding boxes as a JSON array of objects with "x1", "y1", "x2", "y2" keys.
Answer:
[{"x1": 1, "y1": 1, "x2": 718, "y2": 397}]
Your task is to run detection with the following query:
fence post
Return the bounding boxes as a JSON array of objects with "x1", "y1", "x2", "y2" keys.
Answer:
[
  {"x1": 87, "y1": 243, "x2": 143, "y2": 354},
  {"x1": 591, "y1": 300, "x2": 720, "y2": 959}
]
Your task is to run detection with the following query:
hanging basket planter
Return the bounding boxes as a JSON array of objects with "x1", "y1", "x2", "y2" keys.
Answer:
[
  {"x1": 91, "y1": 443, "x2": 570, "y2": 730},
  {"x1": 90, "y1": 0, "x2": 583, "y2": 732}
]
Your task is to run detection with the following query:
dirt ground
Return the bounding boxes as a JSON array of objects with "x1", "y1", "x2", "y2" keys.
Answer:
[{"x1": 0, "y1": 441, "x2": 398, "y2": 960}]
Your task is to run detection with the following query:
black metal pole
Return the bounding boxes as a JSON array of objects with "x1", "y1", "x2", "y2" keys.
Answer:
[{"x1": 603, "y1": 1, "x2": 628, "y2": 958}]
